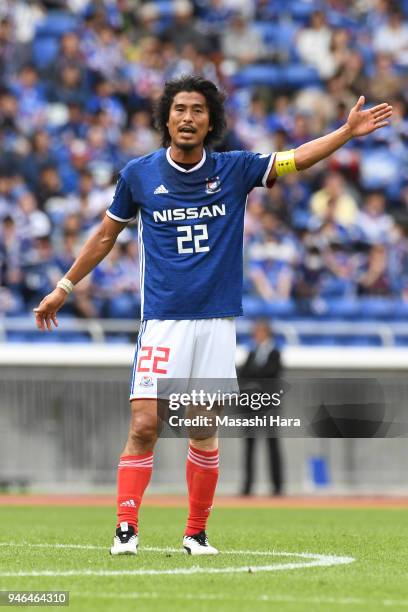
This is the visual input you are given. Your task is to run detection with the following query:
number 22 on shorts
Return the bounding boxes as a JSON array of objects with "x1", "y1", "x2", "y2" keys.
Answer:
[{"x1": 137, "y1": 346, "x2": 170, "y2": 374}]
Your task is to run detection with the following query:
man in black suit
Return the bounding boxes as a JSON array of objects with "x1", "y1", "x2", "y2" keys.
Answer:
[{"x1": 239, "y1": 320, "x2": 283, "y2": 495}]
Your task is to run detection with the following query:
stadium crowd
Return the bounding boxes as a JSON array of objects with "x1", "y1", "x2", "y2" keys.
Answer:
[{"x1": 1, "y1": 0, "x2": 408, "y2": 321}]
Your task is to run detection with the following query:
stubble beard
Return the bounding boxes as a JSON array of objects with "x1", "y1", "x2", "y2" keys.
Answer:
[{"x1": 175, "y1": 140, "x2": 199, "y2": 151}]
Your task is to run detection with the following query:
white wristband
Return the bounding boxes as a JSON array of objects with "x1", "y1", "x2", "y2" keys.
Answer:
[{"x1": 57, "y1": 278, "x2": 74, "y2": 294}]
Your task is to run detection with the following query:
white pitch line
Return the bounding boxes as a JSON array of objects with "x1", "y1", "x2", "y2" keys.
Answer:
[
  {"x1": 0, "y1": 542, "x2": 349, "y2": 558},
  {"x1": 0, "y1": 562, "x2": 354, "y2": 577},
  {"x1": 0, "y1": 543, "x2": 103, "y2": 550},
  {"x1": 73, "y1": 591, "x2": 408, "y2": 608},
  {"x1": 0, "y1": 543, "x2": 354, "y2": 576}
]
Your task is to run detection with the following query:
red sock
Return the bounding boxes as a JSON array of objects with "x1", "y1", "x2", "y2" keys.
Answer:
[
  {"x1": 185, "y1": 445, "x2": 219, "y2": 536},
  {"x1": 116, "y1": 452, "x2": 153, "y2": 531}
]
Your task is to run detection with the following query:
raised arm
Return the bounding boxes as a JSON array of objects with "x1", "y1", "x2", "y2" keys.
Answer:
[
  {"x1": 33, "y1": 215, "x2": 128, "y2": 331},
  {"x1": 268, "y1": 96, "x2": 393, "y2": 181}
]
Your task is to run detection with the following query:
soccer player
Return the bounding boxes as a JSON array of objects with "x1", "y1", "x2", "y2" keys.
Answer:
[{"x1": 33, "y1": 75, "x2": 392, "y2": 555}]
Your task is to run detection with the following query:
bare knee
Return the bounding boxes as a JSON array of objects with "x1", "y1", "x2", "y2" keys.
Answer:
[
  {"x1": 123, "y1": 400, "x2": 158, "y2": 454},
  {"x1": 129, "y1": 413, "x2": 157, "y2": 445}
]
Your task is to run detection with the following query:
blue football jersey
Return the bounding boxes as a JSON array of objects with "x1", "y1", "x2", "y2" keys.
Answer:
[{"x1": 107, "y1": 147, "x2": 275, "y2": 320}]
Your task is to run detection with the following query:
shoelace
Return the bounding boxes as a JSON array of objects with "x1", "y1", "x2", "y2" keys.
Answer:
[
  {"x1": 117, "y1": 528, "x2": 135, "y2": 543},
  {"x1": 118, "y1": 534, "x2": 136, "y2": 544},
  {"x1": 189, "y1": 531, "x2": 208, "y2": 546}
]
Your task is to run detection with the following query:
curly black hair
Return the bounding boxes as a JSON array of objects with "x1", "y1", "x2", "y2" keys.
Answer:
[{"x1": 154, "y1": 75, "x2": 227, "y2": 148}]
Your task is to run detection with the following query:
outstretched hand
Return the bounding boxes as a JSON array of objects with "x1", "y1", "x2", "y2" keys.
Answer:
[
  {"x1": 33, "y1": 288, "x2": 68, "y2": 331},
  {"x1": 346, "y1": 96, "x2": 393, "y2": 138}
]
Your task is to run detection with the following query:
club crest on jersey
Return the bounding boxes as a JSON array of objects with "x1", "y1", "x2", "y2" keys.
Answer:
[
  {"x1": 139, "y1": 375, "x2": 154, "y2": 387},
  {"x1": 205, "y1": 176, "x2": 221, "y2": 194}
]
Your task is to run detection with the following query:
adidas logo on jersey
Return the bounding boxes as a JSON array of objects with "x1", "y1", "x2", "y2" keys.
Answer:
[
  {"x1": 120, "y1": 499, "x2": 137, "y2": 507},
  {"x1": 154, "y1": 184, "x2": 169, "y2": 194}
]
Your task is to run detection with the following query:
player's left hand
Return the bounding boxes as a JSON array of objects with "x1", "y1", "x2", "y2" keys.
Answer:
[{"x1": 346, "y1": 96, "x2": 393, "y2": 138}]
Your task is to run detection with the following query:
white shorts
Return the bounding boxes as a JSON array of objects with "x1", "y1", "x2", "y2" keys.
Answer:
[{"x1": 130, "y1": 318, "x2": 237, "y2": 400}]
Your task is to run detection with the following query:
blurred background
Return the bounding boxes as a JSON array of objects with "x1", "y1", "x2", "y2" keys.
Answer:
[{"x1": 0, "y1": 0, "x2": 407, "y2": 496}]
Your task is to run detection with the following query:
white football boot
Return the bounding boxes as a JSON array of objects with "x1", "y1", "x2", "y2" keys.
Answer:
[
  {"x1": 183, "y1": 530, "x2": 219, "y2": 555},
  {"x1": 110, "y1": 521, "x2": 138, "y2": 555}
]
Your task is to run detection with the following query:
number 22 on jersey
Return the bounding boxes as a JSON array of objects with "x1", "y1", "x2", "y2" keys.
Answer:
[{"x1": 176, "y1": 224, "x2": 210, "y2": 254}]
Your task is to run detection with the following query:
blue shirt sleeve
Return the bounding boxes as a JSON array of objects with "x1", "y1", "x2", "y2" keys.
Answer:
[
  {"x1": 242, "y1": 151, "x2": 276, "y2": 192},
  {"x1": 106, "y1": 176, "x2": 138, "y2": 222}
]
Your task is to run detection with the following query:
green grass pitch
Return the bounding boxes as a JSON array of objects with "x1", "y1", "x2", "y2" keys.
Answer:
[{"x1": 0, "y1": 505, "x2": 407, "y2": 612}]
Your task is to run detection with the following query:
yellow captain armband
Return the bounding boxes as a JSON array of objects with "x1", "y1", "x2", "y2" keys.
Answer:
[{"x1": 275, "y1": 149, "x2": 298, "y2": 177}]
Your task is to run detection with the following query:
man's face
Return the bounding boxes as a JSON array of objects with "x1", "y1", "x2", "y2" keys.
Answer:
[
  {"x1": 167, "y1": 91, "x2": 212, "y2": 150},
  {"x1": 254, "y1": 324, "x2": 270, "y2": 345}
]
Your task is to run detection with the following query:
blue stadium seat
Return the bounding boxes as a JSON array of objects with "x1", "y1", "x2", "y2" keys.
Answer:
[
  {"x1": 232, "y1": 65, "x2": 281, "y2": 88},
  {"x1": 325, "y1": 9, "x2": 359, "y2": 29},
  {"x1": 288, "y1": 1, "x2": 320, "y2": 24},
  {"x1": 26, "y1": 331, "x2": 91, "y2": 343},
  {"x1": 24, "y1": 333, "x2": 61, "y2": 343},
  {"x1": 292, "y1": 209, "x2": 311, "y2": 229},
  {"x1": 32, "y1": 37, "x2": 59, "y2": 70},
  {"x1": 284, "y1": 63, "x2": 320, "y2": 87},
  {"x1": 232, "y1": 64, "x2": 320, "y2": 89},
  {"x1": 337, "y1": 335, "x2": 382, "y2": 347},
  {"x1": 106, "y1": 334, "x2": 133, "y2": 344},
  {"x1": 253, "y1": 21, "x2": 298, "y2": 52},
  {"x1": 35, "y1": 13, "x2": 78, "y2": 37},
  {"x1": 62, "y1": 333, "x2": 92, "y2": 343},
  {"x1": 394, "y1": 301, "x2": 408, "y2": 319},
  {"x1": 325, "y1": 298, "x2": 361, "y2": 319},
  {"x1": 5, "y1": 332, "x2": 30, "y2": 343},
  {"x1": 320, "y1": 278, "x2": 352, "y2": 299},
  {"x1": 275, "y1": 21, "x2": 298, "y2": 48},
  {"x1": 299, "y1": 333, "x2": 382, "y2": 347},
  {"x1": 264, "y1": 300, "x2": 296, "y2": 317},
  {"x1": 252, "y1": 22, "x2": 278, "y2": 48},
  {"x1": 242, "y1": 296, "x2": 268, "y2": 317},
  {"x1": 242, "y1": 296, "x2": 295, "y2": 318},
  {"x1": 299, "y1": 335, "x2": 337, "y2": 346},
  {"x1": 276, "y1": 22, "x2": 301, "y2": 61},
  {"x1": 358, "y1": 297, "x2": 395, "y2": 320}
]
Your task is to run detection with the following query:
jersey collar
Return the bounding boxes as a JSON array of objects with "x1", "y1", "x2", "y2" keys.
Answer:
[{"x1": 166, "y1": 147, "x2": 207, "y2": 173}]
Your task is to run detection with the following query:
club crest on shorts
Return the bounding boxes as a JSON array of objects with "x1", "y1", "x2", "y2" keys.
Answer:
[
  {"x1": 205, "y1": 176, "x2": 221, "y2": 194},
  {"x1": 139, "y1": 375, "x2": 154, "y2": 387}
]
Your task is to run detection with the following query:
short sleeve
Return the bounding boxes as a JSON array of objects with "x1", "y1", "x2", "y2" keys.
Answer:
[
  {"x1": 106, "y1": 176, "x2": 138, "y2": 222},
  {"x1": 242, "y1": 152, "x2": 276, "y2": 192}
]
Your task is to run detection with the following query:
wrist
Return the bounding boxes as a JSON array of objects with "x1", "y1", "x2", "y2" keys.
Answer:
[
  {"x1": 56, "y1": 277, "x2": 74, "y2": 295},
  {"x1": 342, "y1": 123, "x2": 354, "y2": 140}
]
